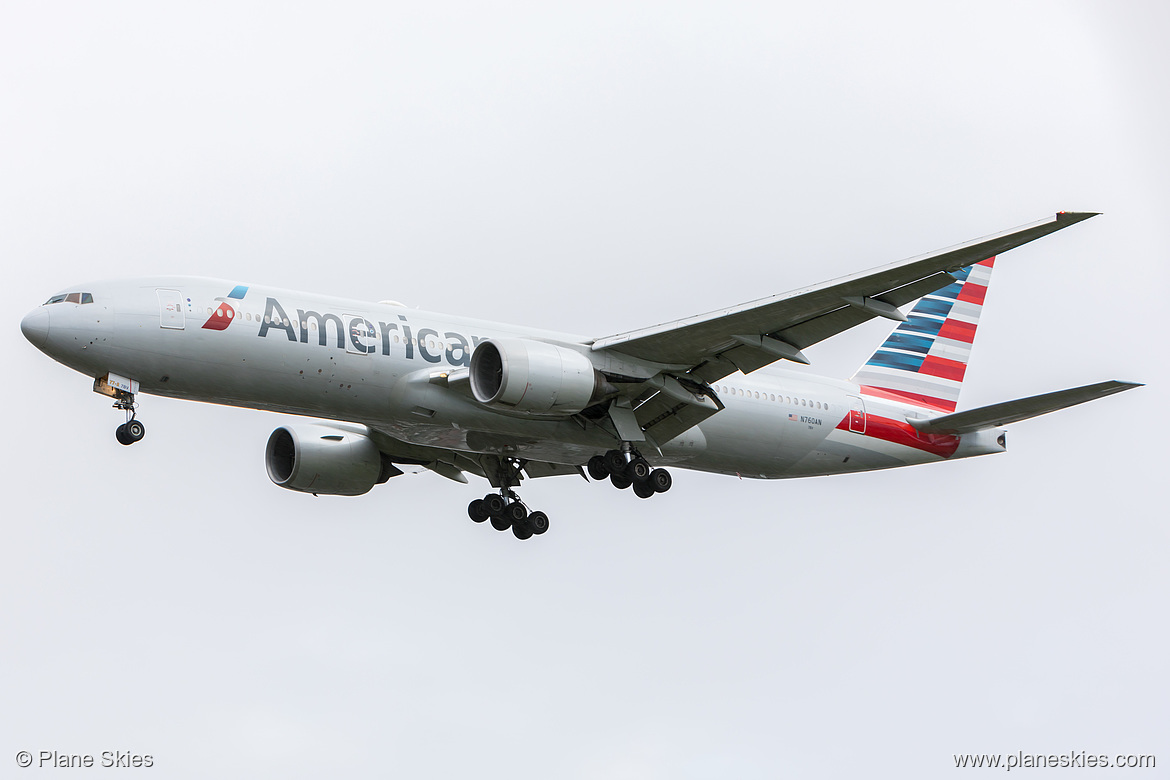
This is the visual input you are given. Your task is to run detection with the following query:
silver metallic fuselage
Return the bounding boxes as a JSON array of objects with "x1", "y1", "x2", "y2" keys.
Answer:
[{"x1": 22, "y1": 276, "x2": 1001, "y2": 481}]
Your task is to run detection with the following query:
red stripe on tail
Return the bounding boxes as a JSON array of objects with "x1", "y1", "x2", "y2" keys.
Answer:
[
  {"x1": 937, "y1": 319, "x2": 978, "y2": 343},
  {"x1": 919, "y1": 355, "x2": 967, "y2": 382}
]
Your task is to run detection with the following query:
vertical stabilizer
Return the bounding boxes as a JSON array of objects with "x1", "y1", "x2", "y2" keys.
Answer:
[{"x1": 850, "y1": 258, "x2": 995, "y2": 412}]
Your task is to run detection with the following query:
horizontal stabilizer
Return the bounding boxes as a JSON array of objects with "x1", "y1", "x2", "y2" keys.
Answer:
[{"x1": 908, "y1": 380, "x2": 1141, "y2": 435}]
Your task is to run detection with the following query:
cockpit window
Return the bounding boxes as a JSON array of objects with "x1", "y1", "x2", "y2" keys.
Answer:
[{"x1": 44, "y1": 292, "x2": 94, "y2": 305}]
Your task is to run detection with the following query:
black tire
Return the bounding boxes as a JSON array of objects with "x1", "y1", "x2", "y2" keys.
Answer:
[
  {"x1": 629, "y1": 458, "x2": 651, "y2": 481},
  {"x1": 115, "y1": 424, "x2": 132, "y2": 446},
  {"x1": 490, "y1": 515, "x2": 511, "y2": 531},
  {"x1": 529, "y1": 511, "x2": 549, "y2": 535},
  {"x1": 506, "y1": 502, "x2": 528, "y2": 523},
  {"x1": 125, "y1": 419, "x2": 145, "y2": 442},
  {"x1": 468, "y1": 499, "x2": 489, "y2": 523},
  {"x1": 650, "y1": 468, "x2": 672, "y2": 493},
  {"x1": 483, "y1": 493, "x2": 506, "y2": 517},
  {"x1": 604, "y1": 449, "x2": 627, "y2": 475},
  {"x1": 633, "y1": 480, "x2": 656, "y2": 499},
  {"x1": 512, "y1": 519, "x2": 533, "y2": 540},
  {"x1": 610, "y1": 471, "x2": 633, "y2": 490},
  {"x1": 587, "y1": 455, "x2": 609, "y2": 481}
]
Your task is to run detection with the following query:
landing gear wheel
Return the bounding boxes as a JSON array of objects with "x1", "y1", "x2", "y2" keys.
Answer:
[
  {"x1": 629, "y1": 458, "x2": 651, "y2": 481},
  {"x1": 610, "y1": 471, "x2": 633, "y2": 490},
  {"x1": 483, "y1": 493, "x2": 506, "y2": 517},
  {"x1": 468, "y1": 499, "x2": 489, "y2": 523},
  {"x1": 604, "y1": 449, "x2": 628, "y2": 476},
  {"x1": 587, "y1": 455, "x2": 609, "y2": 481},
  {"x1": 633, "y1": 480, "x2": 656, "y2": 499},
  {"x1": 115, "y1": 423, "x2": 132, "y2": 446},
  {"x1": 125, "y1": 419, "x2": 145, "y2": 443},
  {"x1": 650, "y1": 468, "x2": 672, "y2": 493},
  {"x1": 474, "y1": 457, "x2": 548, "y2": 538}
]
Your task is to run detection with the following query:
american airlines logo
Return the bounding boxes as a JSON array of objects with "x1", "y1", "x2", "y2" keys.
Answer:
[
  {"x1": 256, "y1": 296, "x2": 485, "y2": 366},
  {"x1": 201, "y1": 286, "x2": 249, "y2": 331},
  {"x1": 202, "y1": 299, "x2": 236, "y2": 331}
]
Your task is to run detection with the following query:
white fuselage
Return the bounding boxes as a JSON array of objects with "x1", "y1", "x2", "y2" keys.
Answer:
[{"x1": 23, "y1": 276, "x2": 1005, "y2": 480}]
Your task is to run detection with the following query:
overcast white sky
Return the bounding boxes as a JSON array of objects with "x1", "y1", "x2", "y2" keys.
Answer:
[{"x1": 2, "y1": 2, "x2": 1166, "y2": 778}]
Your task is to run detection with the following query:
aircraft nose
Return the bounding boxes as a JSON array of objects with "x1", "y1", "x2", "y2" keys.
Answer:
[{"x1": 21, "y1": 307, "x2": 50, "y2": 348}]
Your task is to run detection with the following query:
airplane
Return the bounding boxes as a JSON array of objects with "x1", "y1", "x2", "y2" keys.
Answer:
[{"x1": 20, "y1": 212, "x2": 1139, "y2": 540}]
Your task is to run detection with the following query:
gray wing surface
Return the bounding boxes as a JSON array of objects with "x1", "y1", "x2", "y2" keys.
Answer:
[
  {"x1": 908, "y1": 380, "x2": 1141, "y2": 435},
  {"x1": 592, "y1": 212, "x2": 1098, "y2": 384}
]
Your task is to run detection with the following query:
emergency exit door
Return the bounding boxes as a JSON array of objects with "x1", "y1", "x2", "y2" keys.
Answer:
[{"x1": 847, "y1": 395, "x2": 866, "y2": 434}]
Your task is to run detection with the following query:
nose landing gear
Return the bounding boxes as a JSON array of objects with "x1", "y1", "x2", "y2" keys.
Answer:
[
  {"x1": 588, "y1": 447, "x2": 672, "y2": 499},
  {"x1": 112, "y1": 394, "x2": 145, "y2": 446}
]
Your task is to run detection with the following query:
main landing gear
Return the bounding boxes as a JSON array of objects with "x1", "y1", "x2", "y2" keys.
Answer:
[
  {"x1": 112, "y1": 393, "x2": 146, "y2": 446},
  {"x1": 587, "y1": 447, "x2": 672, "y2": 499},
  {"x1": 467, "y1": 491, "x2": 549, "y2": 541},
  {"x1": 466, "y1": 457, "x2": 550, "y2": 541}
]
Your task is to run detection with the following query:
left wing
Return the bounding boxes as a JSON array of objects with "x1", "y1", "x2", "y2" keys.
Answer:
[{"x1": 592, "y1": 212, "x2": 1097, "y2": 384}]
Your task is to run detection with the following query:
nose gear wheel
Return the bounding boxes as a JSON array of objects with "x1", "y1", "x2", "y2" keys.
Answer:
[{"x1": 112, "y1": 391, "x2": 145, "y2": 445}]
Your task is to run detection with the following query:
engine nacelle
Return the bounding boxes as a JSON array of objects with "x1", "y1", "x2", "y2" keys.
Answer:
[
  {"x1": 470, "y1": 338, "x2": 607, "y2": 416},
  {"x1": 265, "y1": 424, "x2": 385, "y2": 496}
]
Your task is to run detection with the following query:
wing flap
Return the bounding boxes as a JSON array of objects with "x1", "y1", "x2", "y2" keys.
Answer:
[
  {"x1": 635, "y1": 392, "x2": 723, "y2": 447},
  {"x1": 908, "y1": 380, "x2": 1141, "y2": 435}
]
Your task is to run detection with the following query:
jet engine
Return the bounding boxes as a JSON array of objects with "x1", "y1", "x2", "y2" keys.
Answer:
[
  {"x1": 265, "y1": 424, "x2": 391, "y2": 496},
  {"x1": 469, "y1": 338, "x2": 613, "y2": 416}
]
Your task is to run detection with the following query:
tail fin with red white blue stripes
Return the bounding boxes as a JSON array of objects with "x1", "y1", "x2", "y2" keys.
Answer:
[{"x1": 849, "y1": 257, "x2": 995, "y2": 413}]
